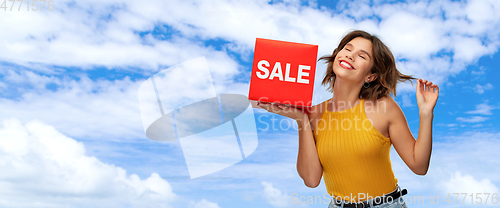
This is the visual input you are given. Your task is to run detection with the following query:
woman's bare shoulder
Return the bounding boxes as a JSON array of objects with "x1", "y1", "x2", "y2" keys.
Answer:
[{"x1": 367, "y1": 96, "x2": 403, "y2": 115}]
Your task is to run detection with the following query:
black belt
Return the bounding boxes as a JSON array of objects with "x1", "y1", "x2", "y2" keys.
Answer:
[{"x1": 332, "y1": 189, "x2": 408, "y2": 208}]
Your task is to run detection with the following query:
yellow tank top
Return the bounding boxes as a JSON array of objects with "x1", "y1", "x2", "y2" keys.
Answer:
[{"x1": 314, "y1": 98, "x2": 398, "y2": 202}]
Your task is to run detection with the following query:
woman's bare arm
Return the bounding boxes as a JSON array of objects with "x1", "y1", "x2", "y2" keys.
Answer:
[
  {"x1": 388, "y1": 79, "x2": 439, "y2": 175},
  {"x1": 258, "y1": 103, "x2": 323, "y2": 187},
  {"x1": 387, "y1": 100, "x2": 432, "y2": 175},
  {"x1": 296, "y1": 114, "x2": 323, "y2": 187}
]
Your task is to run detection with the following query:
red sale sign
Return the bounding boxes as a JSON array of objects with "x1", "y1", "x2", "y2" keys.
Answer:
[{"x1": 248, "y1": 38, "x2": 318, "y2": 110}]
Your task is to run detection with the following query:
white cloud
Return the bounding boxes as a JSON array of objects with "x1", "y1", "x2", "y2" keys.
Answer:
[
  {"x1": 472, "y1": 66, "x2": 487, "y2": 75},
  {"x1": 441, "y1": 171, "x2": 499, "y2": 194},
  {"x1": 0, "y1": 118, "x2": 176, "y2": 207},
  {"x1": 466, "y1": 103, "x2": 496, "y2": 115},
  {"x1": 0, "y1": 0, "x2": 242, "y2": 80},
  {"x1": 0, "y1": 72, "x2": 146, "y2": 140},
  {"x1": 453, "y1": 36, "x2": 491, "y2": 62},
  {"x1": 473, "y1": 83, "x2": 494, "y2": 94},
  {"x1": 189, "y1": 199, "x2": 221, "y2": 208},
  {"x1": 262, "y1": 181, "x2": 289, "y2": 207},
  {"x1": 456, "y1": 116, "x2": 489, "y2": 123},
  {"x1": 378, "y1": 11, "x2": 444, "y2": 59},
  {"x1": 437, "y1": 123, "x2": 458, "y2": 128}
]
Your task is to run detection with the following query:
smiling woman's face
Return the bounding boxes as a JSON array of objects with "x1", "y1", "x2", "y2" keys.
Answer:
[{"x1": 332, "y1": 37, "x2": 375, "y2": 83}]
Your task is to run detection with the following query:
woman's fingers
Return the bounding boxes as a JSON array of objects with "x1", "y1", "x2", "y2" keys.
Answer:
[
  {"x1": 273, "y1": 103, "x2": 284, "y2": 111},
  {"x1": 258, "y1": 102, "x2": 305, "y2": 120},
  {"x1": 418, "y1": 79, "x2": 425, "y2": 92},
  {"x1": 417, "y1": 78, "x2": 439, "y2": 92},
  {"x1": 430, "y1": 84, "x2": 439, "y2": 94},
  {"x1": 258, "y1": 102, "x2": 272, "y2": 111},
  {"x1": 258, "y1": 102, "x2": 284, "y2": 113}
]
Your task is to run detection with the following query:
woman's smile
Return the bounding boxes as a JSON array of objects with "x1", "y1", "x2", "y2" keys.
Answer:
[{"x1": 339, "y1": 60, "x2": 355, "y2": 70}]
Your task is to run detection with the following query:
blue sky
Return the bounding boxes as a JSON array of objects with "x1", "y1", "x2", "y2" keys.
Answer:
[{"x1": 0, "y1": 0, "x2": 500, "y2": 207}]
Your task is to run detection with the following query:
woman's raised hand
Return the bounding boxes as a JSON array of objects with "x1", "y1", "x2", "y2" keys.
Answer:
[
  {"x1": 257, "y1": 102, "x2": 309, "y2": 121},
  {"x1": 416, "y1": 78, "x2": 439, "y2": 115}
]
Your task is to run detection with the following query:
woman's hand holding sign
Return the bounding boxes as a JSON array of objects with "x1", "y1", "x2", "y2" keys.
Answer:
[{"x1": 257, "y1": 101, "x2": 310, "y2": 123}]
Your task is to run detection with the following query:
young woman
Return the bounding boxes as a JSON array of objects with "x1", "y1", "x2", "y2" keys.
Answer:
[{"x1": 258, "y1": 30, "x2": 439, "y2": 208}]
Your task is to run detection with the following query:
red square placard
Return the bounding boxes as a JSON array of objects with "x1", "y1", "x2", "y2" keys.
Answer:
[{"x1": 248, "y1": 38, "x2": 318, "y2": 109}]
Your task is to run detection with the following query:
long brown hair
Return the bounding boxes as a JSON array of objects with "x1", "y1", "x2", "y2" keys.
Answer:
[{"x1": 319, "y1": 30, "x2": 415, "y2": 99}]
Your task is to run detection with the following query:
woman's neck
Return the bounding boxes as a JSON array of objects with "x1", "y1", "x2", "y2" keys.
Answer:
[{"x1": 330, "y1": 78, "x2": 362, "y2": 112}]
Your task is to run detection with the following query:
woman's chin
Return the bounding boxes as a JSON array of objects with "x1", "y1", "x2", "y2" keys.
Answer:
[
  {"x1": 333, "y1": 72, "x2": 361, "y2": 84},
  {"x1": 332, "y1": 68, "x2": 350, "y2": 78}
]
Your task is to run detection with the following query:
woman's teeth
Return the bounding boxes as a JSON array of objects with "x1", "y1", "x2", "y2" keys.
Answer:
[{"x1": 341, "y1": 61, "x2": 353, "y2": 69}]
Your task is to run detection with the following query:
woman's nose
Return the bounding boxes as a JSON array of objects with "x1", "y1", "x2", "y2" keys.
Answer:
[{"x1": 345, "y1": 53, "x2": 353, "y2": 60}]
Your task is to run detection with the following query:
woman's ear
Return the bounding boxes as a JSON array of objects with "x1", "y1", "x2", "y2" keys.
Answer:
[{"x1": 365, "y1": 73, "x2": 378, "y2": 82}]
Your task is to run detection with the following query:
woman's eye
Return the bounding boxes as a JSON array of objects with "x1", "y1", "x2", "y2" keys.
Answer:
[
  {"x1": 359, "y1": 54, "x2": 366, "y2": 59},
  {"x1": 345, "y1": 48, "x2": 351, "y2": 51}
]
